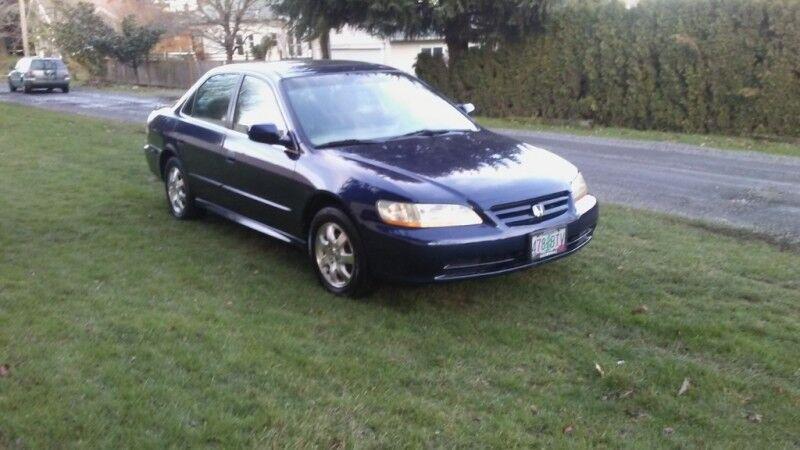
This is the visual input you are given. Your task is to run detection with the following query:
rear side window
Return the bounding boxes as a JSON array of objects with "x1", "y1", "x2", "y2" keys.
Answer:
[{"x1": 189, "y1": 74, "x2": 240, "y2": 125}]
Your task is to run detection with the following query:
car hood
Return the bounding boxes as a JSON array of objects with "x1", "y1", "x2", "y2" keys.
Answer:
[{"x1": 330, "y1": 129, "x2": 578, "y2": 208}]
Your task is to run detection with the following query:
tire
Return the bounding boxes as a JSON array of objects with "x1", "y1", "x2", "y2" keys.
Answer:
[
  {"x1": 62, "y1": 85, "x2": 69, "y2": 93},
  {"x1": 46, "y1": 88, "x2": 53, "y2": 93},
  {"x1": 8, "y1": 83, "x2": 16, "y2": 92},
  {"x1": 309, "y1": 207, "x2": 372, "y2": 297},
  {"x1": 163, "y1": 157, "x2": 201, "y2": 220}
]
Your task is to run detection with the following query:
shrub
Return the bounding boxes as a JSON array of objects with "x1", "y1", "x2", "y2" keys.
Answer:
[{"x1": 416, "y1": 0, "x2": 800, "y2": 138}]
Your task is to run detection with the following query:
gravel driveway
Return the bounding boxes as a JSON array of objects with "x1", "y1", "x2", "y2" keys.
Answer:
[{"x1": 2, "y1": 85, "x2": 799, "y2": 244}]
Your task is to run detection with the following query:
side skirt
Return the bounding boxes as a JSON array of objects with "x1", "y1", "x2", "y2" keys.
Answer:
[{"x1": 195, "y1": 198, "x2": 305, "y2": 246}]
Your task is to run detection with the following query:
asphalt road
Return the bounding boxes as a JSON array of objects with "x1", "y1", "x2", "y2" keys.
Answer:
[{"x1": 3, "y1": 86, "x2": 799, "y2": 244}]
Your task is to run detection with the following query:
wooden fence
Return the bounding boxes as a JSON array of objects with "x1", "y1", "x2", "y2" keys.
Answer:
[{"x1": 104, "y1": 59, "x2": 224, "y2": 89}]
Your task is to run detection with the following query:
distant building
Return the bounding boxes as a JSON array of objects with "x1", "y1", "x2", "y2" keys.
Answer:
[
  {"x1": 329, "y1": 26, "x2": 447, "y2": 74},
  {"x1": 155, "y1": 0, "x2": 313, "y2": 61}
]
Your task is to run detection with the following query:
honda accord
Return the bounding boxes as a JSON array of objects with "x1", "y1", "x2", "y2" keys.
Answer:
[{"x1": 144, "y1": 60, "x2": 598, "y2": 296}]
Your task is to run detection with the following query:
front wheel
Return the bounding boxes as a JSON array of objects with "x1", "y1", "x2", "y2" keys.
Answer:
[
  {"x1": 62, "y1": 85, "x2": 69, "y2": 93},
  {"x1": 8, "y1": 82, "x2": 16, "y2": 92},
  {"x1": 309, "y1": 207, "x2": 372, "y2": 297},
  {"x1": 164, "y1": 158, "x2": 201, "y2": 220}
]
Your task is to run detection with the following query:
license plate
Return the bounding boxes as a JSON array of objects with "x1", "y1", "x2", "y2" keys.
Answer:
[{"x1": 530, "y1": 228, "x2": 567, "y2": 259}]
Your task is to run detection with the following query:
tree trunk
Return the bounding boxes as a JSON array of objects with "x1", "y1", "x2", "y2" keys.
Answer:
[
  {"x1": 225, "y1": 35, "x2": 234, "y2": 63},
  {"x1": 444, "y1": 17, "x2": 470, "y2": 66},
  {"x1": 319, "y1": 28, "x2": 331, "y2": 60},
  {"x1": 445, "y1": 35, "x2": 469, "y2": 65}
]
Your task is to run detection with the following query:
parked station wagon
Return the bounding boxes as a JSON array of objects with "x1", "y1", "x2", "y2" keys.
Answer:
[
  {"x1": 7, "y1": 57, "x2": 71, "y2": 93},
  {"x1": 144, "y1": 60, "x2": 598, "y2": 295}
]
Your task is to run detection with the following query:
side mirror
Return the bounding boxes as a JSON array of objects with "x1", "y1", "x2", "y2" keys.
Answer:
[
  {"x1": 248, "y1": 123, "x2": 293, "y2": 148},
  {"x1": 458, "y1": 103, "x2": 476, "y2": 115}
]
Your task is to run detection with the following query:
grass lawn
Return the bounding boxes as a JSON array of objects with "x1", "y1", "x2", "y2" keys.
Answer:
[
  {"x1": 1, "y1": 103, "x2": 799, "y2": 448},
  {"x1": 478, "y1": 116, "x2": 800, "y2": 159}
]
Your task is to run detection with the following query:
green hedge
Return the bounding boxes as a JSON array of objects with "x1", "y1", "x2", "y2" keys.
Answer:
[{"x1": 416, "y1": 0, "x2": 800, "y2": 138}]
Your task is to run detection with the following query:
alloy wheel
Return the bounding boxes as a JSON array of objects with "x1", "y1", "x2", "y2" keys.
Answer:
[
  {"x1": 314, "y1": 222, "x2": 355, "y2": 289},
  {"x1": 167, "y1": 166, "x2": 187, "y2": 216}
]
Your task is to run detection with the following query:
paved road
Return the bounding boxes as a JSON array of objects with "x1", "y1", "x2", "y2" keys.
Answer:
[{"x1": 3, "y1": 86, "x2": 799, "y2": 244}]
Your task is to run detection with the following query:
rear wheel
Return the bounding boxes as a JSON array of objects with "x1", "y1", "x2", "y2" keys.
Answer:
[
  {"x1": 46, "y1": 87, "x2": 53, "y2": 93},
  {"x1": 164, "y1": 158, "x2": 201, "y2": 220},
  {"x1": 8, "y1": 82, "x2": 16, "y2": 92},
  {"x1": 309, "y1": 207, "x2": 371, "y2": 297},
  {"x1": 62, "y1": 85, "x2": 69, "y2": 93}
]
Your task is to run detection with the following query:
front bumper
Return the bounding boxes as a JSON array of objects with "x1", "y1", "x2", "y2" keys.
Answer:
[
  {"x1": 144, "y1": 144, "x2": 163, "y2": 179},
  {"x1": 361, "y1": 195, "x2": 599, "y2": 283}
]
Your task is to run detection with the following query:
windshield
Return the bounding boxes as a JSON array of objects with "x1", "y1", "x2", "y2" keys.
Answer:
[{"x1": 282, "y1": 72, "x2": 478, "y2": 147}]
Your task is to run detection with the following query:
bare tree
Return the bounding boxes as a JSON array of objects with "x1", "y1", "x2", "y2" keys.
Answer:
[
  {"x1": 0, "y1": 0, "x2": 21, "y2": 54},
  {"x1": 192, "y1": 0, "x2": 261, "y2": 63}
]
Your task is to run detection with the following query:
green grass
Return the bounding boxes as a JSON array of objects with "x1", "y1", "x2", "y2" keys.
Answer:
[
  {"x1": 1, "y1": 103, "x2": 799, "y2": 448},
  {"x1": 478, "y1": 116, "x2": 800, "y2": 158}
]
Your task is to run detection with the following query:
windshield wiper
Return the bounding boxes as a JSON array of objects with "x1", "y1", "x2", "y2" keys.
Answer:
[
  {"x1": 389, "y1": 129, "x2": 468, "y2": 140},
  {"x1": 315, "y1": 138, "x2": 383, "y2": 149}
]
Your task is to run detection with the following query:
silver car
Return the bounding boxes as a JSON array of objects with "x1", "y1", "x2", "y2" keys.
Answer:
[{"x1": 7, "y1": 57, "x2": 70, "y2": 93}]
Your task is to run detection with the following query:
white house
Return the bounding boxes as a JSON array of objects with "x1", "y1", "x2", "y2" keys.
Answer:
[
  {"x1": 157, "y1": 1, "x2": 443, "y2": 69},
  {"x1": 328, "y1": 26, "x2": 447, "y2": 74}
]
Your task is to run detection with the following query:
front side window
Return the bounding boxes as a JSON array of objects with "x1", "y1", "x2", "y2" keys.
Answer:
[
  {"x1": 283, "y1": 72, "x2": 477, "y2": 147},
  {"x1": 233, "y1": 76, "x2": 286, "y2": 133},
  {"x1": 189, "y1": 74, "x2": 240, "y2": 125}
]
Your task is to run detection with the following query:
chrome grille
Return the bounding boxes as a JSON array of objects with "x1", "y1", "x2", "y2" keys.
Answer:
[{"x1": 490, "y1": 191, "x2": 570, "y2": 227}]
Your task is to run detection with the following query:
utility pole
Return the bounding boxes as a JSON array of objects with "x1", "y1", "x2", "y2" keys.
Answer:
[{"x1": 18, "y1": 0, "x2": 30, "y2": 56}]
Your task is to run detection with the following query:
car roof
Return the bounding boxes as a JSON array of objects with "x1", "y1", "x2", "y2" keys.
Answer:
[
  {"x1": 23, "y1": 57, "x2": 63, "y2": 61},
  {"x1": 206, "y1": 59, "x2": 400, "y2": 81}
]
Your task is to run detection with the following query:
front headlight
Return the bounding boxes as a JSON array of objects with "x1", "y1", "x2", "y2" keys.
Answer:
[
  {"x1": 376, "y1": 201, "x2": 483, "y2": 228},
  {"x1": 571, "y1": 172, "x2": 589, "y2": 202}
]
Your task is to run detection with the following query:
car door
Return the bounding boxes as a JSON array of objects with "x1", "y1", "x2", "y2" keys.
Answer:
[
  {"x1": 171, "y1": 73, "x2": 241, "y2": 207},
  {"x1": 221, "y1": 75, "x2": 302, "y2": 234}
]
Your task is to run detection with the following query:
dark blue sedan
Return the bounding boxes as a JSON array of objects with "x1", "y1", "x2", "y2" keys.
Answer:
[{"x1": 144, "y1": 60, "x2": 598, "y2": 296}]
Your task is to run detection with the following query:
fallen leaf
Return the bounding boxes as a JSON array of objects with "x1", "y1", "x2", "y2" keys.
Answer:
[
  {"x1": 594, "y1": 362, "x2": 605, "y2": 377},
  {"x1": 0, "y1": 364, "x2": 9, "y2": 377},
  {"x1": 632, "y1": 305, "x2": 649, "y2": 315},
  {"x1": 563, "y1": 424, "x2": 575, "y2": 434},
  {"x1": 663, "y1": 427, "x2": 674, "y2": 436},
  {"x1": 617, "y1": 360, "x2": 626, "y2": 366},
  {"x1": 620, "y1": 389, "x2": 635, "y2": 399},
  {"x1": 678, "y1": 378, "x2": 691, "y2": 396},
  {"x1": 746, "y1": 412, "x2": 762, "y2": 423}
]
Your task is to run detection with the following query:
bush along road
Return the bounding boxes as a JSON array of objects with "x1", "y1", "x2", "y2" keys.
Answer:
[{"x1": 1, "y1": 85, "x2": 799, "y2": 244}]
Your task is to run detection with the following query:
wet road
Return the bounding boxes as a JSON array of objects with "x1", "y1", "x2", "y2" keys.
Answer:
[{"x1": 2, "y1": 86, "x2": 799, "y2": 243}]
